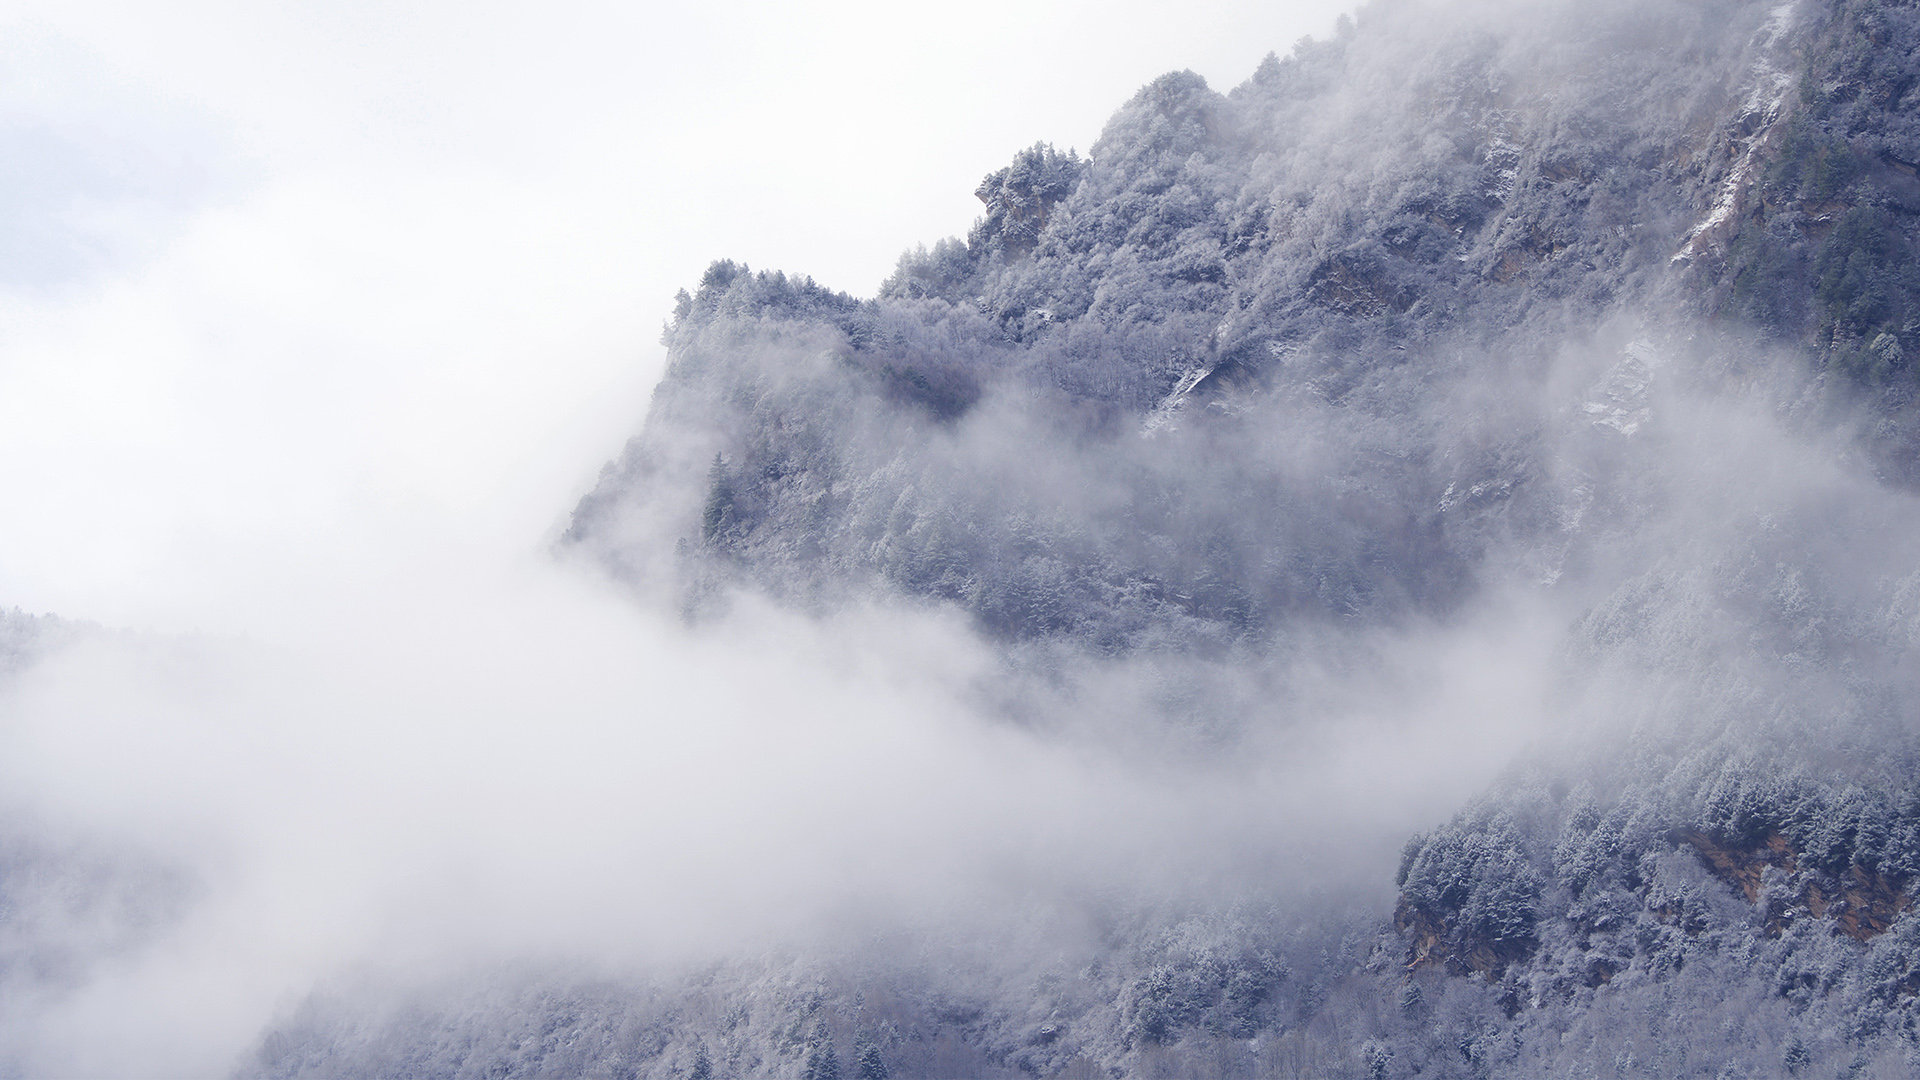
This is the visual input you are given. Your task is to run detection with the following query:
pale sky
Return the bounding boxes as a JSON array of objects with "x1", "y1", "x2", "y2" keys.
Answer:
[
  {"x1": 0, "y1": 11, "x2": 1579, "y2": 1076},
  {"x1": 0, "y1": 0, "x2": 1356, "y2": 632}
]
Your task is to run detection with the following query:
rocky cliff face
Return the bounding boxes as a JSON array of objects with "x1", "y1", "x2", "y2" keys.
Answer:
[
  {"x1": 568, "y1": 0, "x2": 1920, "y2": 665},
  {"x1": 327, "y1": 1, "x2": 1920, "y2": 1076}
]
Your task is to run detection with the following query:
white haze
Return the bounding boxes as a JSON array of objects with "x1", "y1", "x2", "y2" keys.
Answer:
[
  {"x1": 10, "y1": 0, "x2": 1902, "y2": 1076},
  {"x1": 0, "y1": 1, "x2": 1390, "y2": 1074},
  {"x1": 0, "y1": 0, "x2": 1353, "y2": 632},
  {"x1": 0, "y1": 555, "x2": 1563, "y2": 1076},
  {"x1": 2, "y1": 318, "x2": 1877, "y2": 1075}
]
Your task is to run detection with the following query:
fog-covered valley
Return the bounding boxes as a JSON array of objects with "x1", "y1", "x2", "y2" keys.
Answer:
[{"x1": 7, "y1": 0, "x2": 1920, "y2": 1076}]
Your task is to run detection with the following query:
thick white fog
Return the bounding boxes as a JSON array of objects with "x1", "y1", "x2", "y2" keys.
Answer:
[
  {"x1": 15, "y1": 1, "x2": 1917, "y2": 1076},
  {"x1": 0, "y1": 0, "x2": 1353, "y2": 631},
  {"x1": 0, "y1": 2, "x2": 1387, "y2": 1075},
  {"x1": 1, "y1": 549, "x2": 1570, "y2": 1075}
]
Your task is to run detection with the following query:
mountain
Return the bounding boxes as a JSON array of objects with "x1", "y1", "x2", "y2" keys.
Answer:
[
  {"x1": 109, "y1": 0, "x2": 1920, "y2": 1075},
  {"x1": 568, "y1": 0, "x2": 1918, "y2": 658}
]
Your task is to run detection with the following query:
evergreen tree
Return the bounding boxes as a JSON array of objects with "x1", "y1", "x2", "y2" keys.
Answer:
[
  {"x1": 701, "y1": 454, "x2": 737, "y2": 546},
  {"x1": 803, "y1": 1021, "x2": 838, "y2": 1080}
]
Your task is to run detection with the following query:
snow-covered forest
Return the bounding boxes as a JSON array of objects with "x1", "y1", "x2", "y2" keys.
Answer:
[{"x1": 7, "y1": 0, "x2": 1920, "y2": 1076}]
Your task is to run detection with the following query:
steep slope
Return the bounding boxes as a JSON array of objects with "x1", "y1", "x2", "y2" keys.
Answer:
[
  {"x1": 567, "y1": 0, "x2": 1919, "y2": 661},
  {"x1": 247, "y1": 1, "x2": 1920, "y2": 1077}
]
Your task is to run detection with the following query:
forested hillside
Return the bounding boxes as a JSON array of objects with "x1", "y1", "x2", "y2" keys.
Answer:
[
  {"x1": 14, "y1": 0, "x2": 1918, "y2": 1076},
  {"x1": 569, "y1": 0, "x2": 1920, "y2": 659}
]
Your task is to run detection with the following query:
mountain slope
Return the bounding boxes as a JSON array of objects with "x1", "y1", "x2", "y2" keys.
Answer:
[
  {"x1": 567, "y1": 0, "x2": 1918, "y2": 660},
  {"x1": 251, "y1": 1, "x2": 1920, "y2": 1076}
]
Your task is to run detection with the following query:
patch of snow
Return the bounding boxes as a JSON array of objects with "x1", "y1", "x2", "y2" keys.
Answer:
[
  {"x1": 1167, "y1": 363, "x2": 1215, "y2": 399},
  {"x1": 1673, "y1": 2, "x2": 1803, "y2": 263},
  {"x1": 1760, "y1": 1, "x2": 1800, "y2": 48},
  {"x1": 1437, "y1": 475, "x2": 1517, "y2": 513},
  {"x1": 1486, "y1": 135, "x2": 1523, "y2": 200},
  {"x1": 1142, "y1": 361, "x2": 1218, "y2": 436},
  {"x1": 1582, "y1": 341, "x2": 1658, "y2": 436},
  {"x1": 1557, "y1": 481, "x2": 1596, "y2": 533}
]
